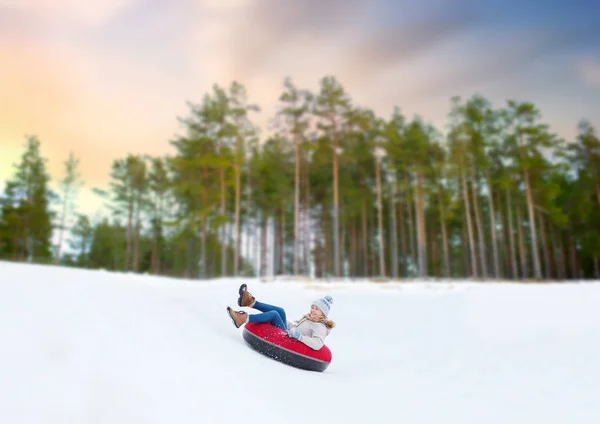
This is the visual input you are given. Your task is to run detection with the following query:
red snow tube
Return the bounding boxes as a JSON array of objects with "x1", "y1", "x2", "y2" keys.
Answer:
[{"x1": 242, "y1": 322, "x2": 332, "y2": 372}]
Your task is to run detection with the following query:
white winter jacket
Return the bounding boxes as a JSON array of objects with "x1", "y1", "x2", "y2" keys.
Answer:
[{"x1": 286, "y1": 316, "x2": 333, "y2": 350}]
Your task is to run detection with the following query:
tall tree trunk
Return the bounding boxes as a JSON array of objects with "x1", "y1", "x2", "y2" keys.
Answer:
[
  {"x1": 331, "y1": 117, "x2": 340, "y2": 277},
  {"x1": 246, "y1": 217, "x2": 253, "y2": 276},
  {"x1": 537, "y1": 210, "x2": 551, "y2": 279},
  {"x1": 152, "y1": 190, "x2": 164, "y2": 274},
  {"x1": 126, "y1": 197, "x2": 133, "y2": 271},
  {"x1": 208, "y1": 233, "x2": 214, "y2": 278},
  {"x1": 245, "y1": 165, "x2": 251, "y2": 274},
  {"x1": 362, "y1": 199, "x2": 368, "y2": 277},
  {"x1": 485, "y1": 171, "x2": 500, "y2": 278},
  {"x1": 406, "y1": 175, "x2": 417, "y2": 270},
  {"x1": 198, "y1": 167, "x2": 208, "y2": 277},
  {"x1": 495, "y1": 190, "x2": 506, "y2": 279},
  {"x1": 133, "y1": 194, "x2": 142, "y2": 272},
  {"x1": 254, "y1": 213, "x2": 261, "y2": 277},
  {"x1": 185, "y1": 237, "x2": 194, "y2": 279},
  {"x1": 356, "y1": 214, "x2": 361, "y2": 276},
  {"x1": 437, "y1": 186, "x2": 451, "y2": 278},
  {"x1": 470, "y1": 166, "x2": 488, "y2": 279},
  {"x1": 81, "y1": 234, "x2": 90, "y2": 268},
  {"x1": 260, "y1": 212, "x2": 268, "y2": 278},
  {"x1": 111, "y1": 223, "x2": 119, "y2": 271},
  {"x1": 234, "y1": 136, "x2": 242, "y2": 276},
  {"x1": 350, "y1": 219, "x2": 359, "y2": 278},
  {"x1": 303, "y1": 157, "x2": 311, "y2": 274},
  {"x1": 389, "y1": 180, "x2": 398, "y2": 278},
  {"x1": 54, "y1": 185, "x2": 70, "y2": 263},
  {"x1": 568, "y1": 232, "x2": 578, "y2": 279},
  {"x1": 522, "y1": 164, "x2": 542, "y2": 279},
  {"x1": 280, "y1": 202, "x2": 285, "y2": 275},
  {"x1": 151, "y1": 219, "x2": 159, "y2": 274},
  {"x1": 21, "y1": 206, "x2": 29, "y2": 261},
  {"x1": 227, "y1": 220, "x2": 233, "y2": 264},
  {"x1": 505, "y1": 187, "x2": 518, "y2": 279},
  {"x1": 220, "y1": 167, "x2": 226, "y2": 276},
  {"x1": 430, "y1": 222, "x2": 439, "y2": 277},
  {"x1": 415, "y1": 171, "x2": 427, "y2": 277},
  {"x1": 293, "y1": 133, "x2": 300, "y2": 275},
  {"x1": 461, "y1": 211, "x2": 470, "y2": 277},
  {"x1": 516, "y1": 201, "x2": 528, "y2": 279},
  {"x1": 369, "y1": 203, "x2": 375, "y2": 275},
  {"x1": 273, "y1": 209, "x2": 280, "y2": 275},
  {"x1": 547, "y1": 221, "x2": 557, "y2": 279},
  {"x1": 375, "y1": 157, "x2": 385, "y2": 277},
  {"x1": 201, "y1": 216, "x2": 207, "y2": 278},
  {"x1": 314, "y1": 237, "x2": 323, "y2": 278},
  {"x1": 323, "y1": 208, "x2": 331, "y2": 276},
  {"x1": 398, "y1": 186, "x2": 408, "y2": 277},
  {"x1": 556, "y1": 228, "x2": 567, "y2": 280},
  {"x1": 582, "y1": 142, "x2": 600, "y2": 209},
  {"x1": 11, "y1": 219, "x2": 20, "y2": 261},
  {"x1": 460, "y1": 163, "x2": 478, "y2": 278},
  {"x1": 340, "y1": 207, "x2": 346, "y2": 276},
  {"x1": 548, "y1": 222, "x2": 559, "y2": 279},
  {"x1": 349, "y1": 222, "x2": 355, "y2": 277},
  {"x1": 303, "y1": 203, "x2": 310, "y2": 275}
]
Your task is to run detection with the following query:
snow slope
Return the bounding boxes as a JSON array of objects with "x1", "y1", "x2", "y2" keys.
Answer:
[{"x1": 1, "y1": 261, "x2": 599, "y2": 423}]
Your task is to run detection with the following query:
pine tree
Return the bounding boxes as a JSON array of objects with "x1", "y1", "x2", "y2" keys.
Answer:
[
  {"x1": 228, "y1": 81, "x2": 260, "y2": 276},
  {"x1": 569, "y1": 120, "x2": 600, "y2": 209},
  {"x1": 3, "y1": 135, "x2": 55, "y2": 262},
  {"x1": 171, "y1": 98, "x2": 225, "y2": 278},
  {"x1": 68, "y1": 214, "x2": 93, "y2": 266},
  {"x1": 55, "y1": 152, "x2": 83, "y2": 263},
  {"x1": 88, "y1": 218, "x2": 126, "y2": 270},
  {"x1": 98, "y1": 155, "x2": 146, "y2": 271},
  {"x1": 147, "y1": 157, "x2": 170, "y2": 274},
  {"x1": 404, "y1": 118, "x2": 435, "y2": 277},
  {"x1": 277, "y1": 77, "x2": 312, "y2": 275},
  {"x1": 313, "y1": 76, "x2": 352, "y2": 277},
  {"x1": 503, "y1": 101, "x2": 560, "y2": 280}
]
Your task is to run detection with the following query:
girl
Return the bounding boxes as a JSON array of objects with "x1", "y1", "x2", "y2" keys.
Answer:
[{"x1": 227, "y1": 284, "x2": 335, "y2": 350}]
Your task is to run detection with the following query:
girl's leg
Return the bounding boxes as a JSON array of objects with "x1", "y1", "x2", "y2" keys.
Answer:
[
  {"x1": 248, "y1": 310, "x2": 286, "y2": 330},
  {"x1": 252, "y1": 301, "x2": 287, "y2": 325}
]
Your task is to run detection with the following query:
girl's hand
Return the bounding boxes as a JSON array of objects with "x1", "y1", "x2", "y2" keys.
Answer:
[{"x1": 287, "y1": 328, "x2": 301, "y2": 340}]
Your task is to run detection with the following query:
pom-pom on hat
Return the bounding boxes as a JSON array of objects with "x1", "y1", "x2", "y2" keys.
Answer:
[{"x1": 312, "y1": 295, "x2": 333, "y2": 317}]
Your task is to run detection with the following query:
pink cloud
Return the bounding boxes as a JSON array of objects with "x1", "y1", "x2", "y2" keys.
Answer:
[
  {"x1": 0, "y1": 0, "x2": 137, "y2": 26},
  {"x1": 0, "y1": 34, "x2": 190, "y2": 187},
  {"x1": 579, "y1": 57, "x2": 600, "y2": 87},
  {"x1": 1, "y1": 0, "x2": 598, "y2": 223}
]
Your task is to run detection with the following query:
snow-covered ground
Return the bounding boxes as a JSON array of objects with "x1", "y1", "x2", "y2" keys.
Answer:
[{"x1": 1, "y1": 261, "x2": 599, "y2": 423}]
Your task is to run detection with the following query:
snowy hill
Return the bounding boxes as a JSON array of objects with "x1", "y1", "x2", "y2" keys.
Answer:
[{"x1": 1, "y1": 261, "x2": 599, "y2": 423}]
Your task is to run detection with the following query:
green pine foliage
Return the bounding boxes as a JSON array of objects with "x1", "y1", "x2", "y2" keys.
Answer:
[
  {"x1": 2, "y1": 78, "x2": 599, "y2": 280},
  {"x1": 0, "y1": 135, "x2": 54, "y2": 262}
]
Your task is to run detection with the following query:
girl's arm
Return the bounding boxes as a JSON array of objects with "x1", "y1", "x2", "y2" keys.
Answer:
[{"x1": 297, "y1": 324, "x2": 328, "y2": 350}]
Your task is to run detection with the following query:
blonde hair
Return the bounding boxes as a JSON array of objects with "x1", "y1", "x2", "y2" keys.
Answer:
[{"x1": 299, "y1": 313, "x2": 336, "y2": 329}]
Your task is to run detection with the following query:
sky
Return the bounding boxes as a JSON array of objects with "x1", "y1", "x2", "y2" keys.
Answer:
[{"x1": 1, "y1": 0, "x2": 599, "y2": 221}]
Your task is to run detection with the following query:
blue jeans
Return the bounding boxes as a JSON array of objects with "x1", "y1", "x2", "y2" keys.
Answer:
[{"x1": 248, "y1": 301, "x2": 288, "y2": 330}]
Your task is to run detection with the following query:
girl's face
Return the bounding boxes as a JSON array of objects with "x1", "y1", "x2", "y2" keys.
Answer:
[{"x1": 310, "y1": 304, "x2": 324, "y2": 318}]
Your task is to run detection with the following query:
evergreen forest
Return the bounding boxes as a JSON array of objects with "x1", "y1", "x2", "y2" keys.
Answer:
[{"x1": 1, "y1": 76, "x2": 599, "y2": 281}]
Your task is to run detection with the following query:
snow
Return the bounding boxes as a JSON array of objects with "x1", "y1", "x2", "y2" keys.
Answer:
[{"x1": 1, "y1": 261, "x2": 599, "y2": 423}]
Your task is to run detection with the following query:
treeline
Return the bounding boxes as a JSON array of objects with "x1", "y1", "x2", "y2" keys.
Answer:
[{"x1": 1, "y1": 76, "x2": 599, "y2": 280}]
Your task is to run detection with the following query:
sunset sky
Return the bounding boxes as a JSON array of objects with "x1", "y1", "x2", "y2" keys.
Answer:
[{"x1": 1, "y1": 0, "x2": 599, "y2": 220}]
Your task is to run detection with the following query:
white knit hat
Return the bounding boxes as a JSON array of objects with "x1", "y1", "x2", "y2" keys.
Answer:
[{"x1": 312, "y1": 295, "x2": 333, "y2": 317}]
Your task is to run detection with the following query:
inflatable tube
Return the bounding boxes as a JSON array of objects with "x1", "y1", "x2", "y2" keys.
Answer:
[{"x1": 242, "y1": 322, "x2": 332, "y2": 372}]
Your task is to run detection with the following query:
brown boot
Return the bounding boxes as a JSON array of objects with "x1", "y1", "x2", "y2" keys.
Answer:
[
  {"x1": 227, "y1": 307, "x2": 248, "y2": 328},
  {"x1": 237, "y1": 283, "x2": 256, "y2": 308}
]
